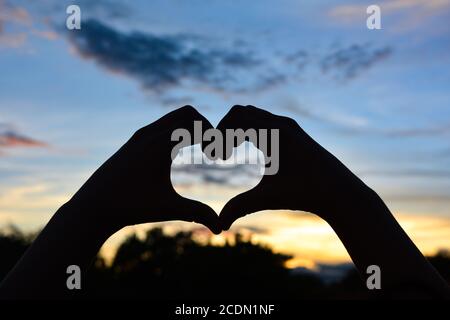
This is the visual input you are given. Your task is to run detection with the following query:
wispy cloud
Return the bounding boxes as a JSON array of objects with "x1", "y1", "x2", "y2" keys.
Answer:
[
  {"x1": 329, "y1": 0, "x2": 450, "y2": 33},
  {"x1": 0, "y1": 0, "x2": 32, "y2": 48},
  {"x1": 0, "y1": 0, "x2": 31, "y2": 48},
  {"x1": 172, "y1": 162, "x2": 263, "y2": 187},
  {"x1": 385, "y1": 194, "x2": 450, "y2": 203},
  {"x1": 338, "y1": 122, "x2": 450, "y2": 138},
  {"x1": 282, "y1": 100, "x2": 450, "y2": 139},
  {"x1": 0, "y1": 0, "x2": 61, "y2": 48},
  {"x1": 321, "y1": 44, "x2": 392, "y2": 80},
  {"x1": 244, "y1": 211, "x2": 450, "y2": 267},
  {"x1": 63, "y1": 19, "x2": 393, "y2": 97},
  {"x1": 330, "y1": 0, "x2": 450, "y2": 19},
  {"x1": 384, "y1": 124, "x2": 450, "y2": 137},
  {"x1": 65, "y1": 19, "x2": 267, "y2": 94},
  {"x1": 358, "y1": 169, "x2": 450, "y2": 179},
  {"x1": 75, "y1": 0, "x2": 133, "y2": 20},
  {"x1": 0, "y1": 131, "x2": 46, "y2": 148},
  {"x1": 31, "y1": 29, "x2": 58, "y2": 41},
  {"x1": 281, "y1": 100, "x2": 369, "y2": 129},
  {"x1": 0, "y1": 1, "x2": 31, "y2": 28},
  {"x1": 437, "y1": 148, "x2": 450, "y2": 158},
  {"x1": 0, "y1": 123, "x2": 47, "y2": 152},
  {"x1": 0, "y1": 32, "x2": 27, "y2": 48},
  {"x1": 0, "y1": 183, "x2": 69, "y2": 228}
]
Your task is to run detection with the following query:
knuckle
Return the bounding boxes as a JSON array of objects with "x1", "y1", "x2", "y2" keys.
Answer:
[
  {"x1": 280, "y1": 115, "x2": 299, "y2": 128},
  {"x1": 181, "y1": 105, "x2": 204, "y2": 122},
  {"x1": 230, "y1": 105, "x2": 246, "y2": 113},
  {"x1": 245, "y1": 104, "x2": 259, "y2": 111},
  {"x1": 180, "y1": 105, "x2": 197, "y2": 115},
  {"x1": 132, "y1": 127, "x2": 146, "y2": 140},
  {"x1": 220, "y1": 105, "x2": 246, "y2": 126}
]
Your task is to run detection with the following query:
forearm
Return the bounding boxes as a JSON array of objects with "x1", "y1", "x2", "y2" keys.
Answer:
[
  {"x1": 0, "y1": 202, "x2": 114, "y2": 299},
  {"x1": 326, "y1": 186, "x2": 450, "y2": 298}
]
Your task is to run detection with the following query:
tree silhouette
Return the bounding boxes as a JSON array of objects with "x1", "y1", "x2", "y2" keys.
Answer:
[{"x1": 1, "y1": 225, "x2": 449, "y2": 299}]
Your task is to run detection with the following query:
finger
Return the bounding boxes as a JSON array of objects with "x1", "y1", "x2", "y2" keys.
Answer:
[
  {"x1": 136, "y1": 105, "x2": 214, "y2": 140},
  {"x1": 133, "y1": 106, "x2": 214, "y2": 162},
  {"x1": 216, "y1": 105, "x2": 283, "y2": 160},
  {"x1": 167, "y1": 106, "x2": 214, "y2": 158},
  {"x1": 173, "y1": 106, "x2": 214, "y2": 142},
  {"x1": 147, "y1": 105, "x2": 211, "y2": 130},
  {"x1": 217, "y1": 105, "x2": 279, "y2": 131},
  {"x1": 174, "y1": 197, "x2": 221, "y2": 234},
  {"x1": 219, "y1": 186, "x2": 267, "y2": 231}
]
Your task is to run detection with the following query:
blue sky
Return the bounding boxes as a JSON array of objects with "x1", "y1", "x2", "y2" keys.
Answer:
[{"x1": 1, "y1": 0, "x2": 449, "y2": 266}]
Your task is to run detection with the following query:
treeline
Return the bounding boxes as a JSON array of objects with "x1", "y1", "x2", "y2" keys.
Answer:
[{"x1": 1, "y1": 226, "x2": 449, "y2": 299}]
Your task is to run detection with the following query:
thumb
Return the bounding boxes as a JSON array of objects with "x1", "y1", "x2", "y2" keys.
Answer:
[
  {"x1": 219, "y1": 187, "x2": 266, "y2": 231},
  {"x1": 175, "y1": 197, "x2": 221, "y2": 235}
]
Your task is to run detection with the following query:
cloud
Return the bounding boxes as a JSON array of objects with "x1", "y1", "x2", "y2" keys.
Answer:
[
  {"x1": 238, "y1": 225, "x2": 271, "y2": 235},
  {"x1": 338, "y1": 121, "x2": 450, "y2": 138},
  {"x1": 281, "y1": 45, "x2": 392, "y2": 83},
  {"x1": 0, "y1": 1, "x2": 31, "y2": 48},
  {"x1": 0, "y1": 32, "x2": 27, "y2": 48},
  {"x1": 159, "y1": 95, "x2": 194, "y2": 108},
  {"x1": 284, "y1": 50, "x2": 309, "y2": 70},
  {"x1": 291, "y1": 263, "x2": 355, "y2": 284},
  {"x1": 0, "y1": 124, "x2": 47, "y2": 151},
  {"x1": 357, "y1": 169, "x2": 450, "y2": 179},
  {"x1": 437, "y1": 148, "x2": 450, "y2": 158},
  {"x1": 172, "y1": 162, "x2": 263, "y2": 187},
  {"x1": 32, "y1": 29, "x2": 58, "y2": 41},
  {"x1": 0, "y1": 183, "x2": 69, "y2": 228},
  {"x1": 0, "y1": 1, "x2": 31, "y2": 28},
  {"x1": 65, "y1": 19, "x2": 393, "y2": 97},
  {"x1": 282, "y1": 102, "x2": 338, "y2": 125},
  {"x1": 330, "y1": 0, "x2": 450, "y2": 17},
  {"x1": 282, "y1": 99, "x2": 450, "y2": 139},
  {"x1": 321, "y1": 44, "x2": 392, "y2": 80},
  {"x1": 0, "y1": 1, "x2": 57, "y2": 47},
  {"x1": 329, "y1": 0, "x2": 450, "y2": 27},
  {"x1": 280, "y1": 99, "x2": 371, "y2": 133},
  {"x1": 383, "y1": 124, "x2": 450, "y2": 137},
  {"x1": 0, "y1": 131, "x2": 46, "y2": 148},
  {"x1": 385, "y1": 194, "x2": 450, "y2": 203},
  {"x1": 75, "y1": 0, "x2": 133, "y2": 20},
  {"x1": 66, "y1": 19, "x2": 265, "y2": 93}
]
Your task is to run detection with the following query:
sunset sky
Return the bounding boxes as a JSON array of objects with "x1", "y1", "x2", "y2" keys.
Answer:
[{"x1": 1, "y1": 0, "x2": 449, "y2": 269}]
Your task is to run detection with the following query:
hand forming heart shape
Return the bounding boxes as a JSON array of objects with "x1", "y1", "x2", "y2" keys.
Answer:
[
  {"x1": 69, "y1": 104, "x2": 362, "y2": 235},
  {"x1": 8, "y1": 107, "x2": 450, "y2": 300},
  {"x1": 213, "y1": 105, "x2": 361, "y2": 231},
  {"x1": 167, "y1": 104, "x2": 362, "y2": 232}
]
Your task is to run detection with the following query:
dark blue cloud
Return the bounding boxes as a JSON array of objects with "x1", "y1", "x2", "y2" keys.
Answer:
[
  {"x1": 65, "y1": 20, "x2": 393, "y2": 96},
  {"x1": 67, "y1": 19, "x2": 261, "y2": 93},
  {"x1": 321, "y1": 44, "x2": 392, "y2": 80}
]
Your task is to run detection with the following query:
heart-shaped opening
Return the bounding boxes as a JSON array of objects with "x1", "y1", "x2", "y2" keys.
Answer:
[{"x1": 171, "y1": 142, "x2": 265, "y2": 214}]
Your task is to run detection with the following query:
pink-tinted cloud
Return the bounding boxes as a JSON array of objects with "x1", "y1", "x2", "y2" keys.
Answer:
[
  {"x1": 328, "y1": 0, "x2": 450, "y2": 33},
  {"x1": 0, "y1": 1, "x2": 31, "y2": 48},
  {"x1": 329, "y1": 0, "x2": 450, "y2": 20},
  {"x1": 0, "y1": 1, "x2": 32, "y2": 27},
  {"x1": 0, "y1": 131, "x2": 47, "y2": 148},
  {"x1": 32, "y1": 30, "x2": 58, "y2": 41}
]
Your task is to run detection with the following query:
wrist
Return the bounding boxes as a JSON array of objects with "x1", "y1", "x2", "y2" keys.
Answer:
[
  {"x1": 59, "y1": 200, "x2": 121, "y2": 242},
  {"x1": 320, "y1": 180, "x2": 381, "y2": 225}
]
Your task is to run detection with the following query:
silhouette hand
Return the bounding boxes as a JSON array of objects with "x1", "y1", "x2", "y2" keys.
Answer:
[
  {"x1": 68, "y1": 106, "x2": 221, "y2": 234},
  {"x1": 217, "y1": 105, "x2": 367, "y2": 230}
]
